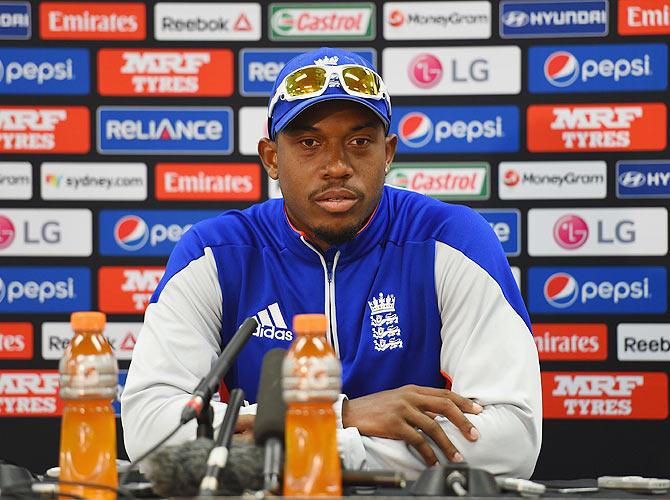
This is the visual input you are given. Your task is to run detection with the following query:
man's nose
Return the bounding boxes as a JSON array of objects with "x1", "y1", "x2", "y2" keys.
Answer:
[{"x1": 323, "y1": 144, "x2": 353, "y2": 178}]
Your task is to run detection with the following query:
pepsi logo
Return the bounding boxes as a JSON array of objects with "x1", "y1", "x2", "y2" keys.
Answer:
[
  {"x1": 388, "y1": 9, "x2": 404, "y2": 27},
  {"x1": 114, "y1": 215, "x2": 149, "y2": 251},
  {"x1": 619, "y1": 171, "x2": 646, "y2": 188},
  {"x1": 0, "y1": 216, "x2": 16, "y2": 250},
  {"x1": 544, "y1": 51, "x2": 579, "y2": 88},
  {"x1": 503, "y1": 169, "x2": 520, "y2": 187},
  {"x1": 398, "y1": 112, "x2": 433, "y2": 148},
  {"x1": 501, "y1": 11, "x2": 529, "y2": 28},
  {"x1": 553, "y1": 214, "x2": 589, "y2": 250},
  {"x1": 544, "y1": 272, "x2": 579, "y2": 309},
  {"x1": 408, "y1": 54, "x2": 443, "y2": 89}
]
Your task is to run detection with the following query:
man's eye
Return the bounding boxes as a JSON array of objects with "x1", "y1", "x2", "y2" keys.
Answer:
[
  {"x1": 352, "y1": 138, "x2": 370, "y2": 146},
  {"x1": 300, "y1": 138, "x2": 319, "y2": 147}
]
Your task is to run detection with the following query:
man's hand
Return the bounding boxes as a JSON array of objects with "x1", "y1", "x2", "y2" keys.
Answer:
[
  {"x1": 341, "y1": 385, "x2": 482, "y2": 466},
  {"x1": 233, "y1": 414, "x2": 255, "y2": 442}
]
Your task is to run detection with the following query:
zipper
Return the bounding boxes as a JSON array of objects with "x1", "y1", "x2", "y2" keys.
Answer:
[{"x1": 300, "y1": 237, "x2": 341, "y2": 359}]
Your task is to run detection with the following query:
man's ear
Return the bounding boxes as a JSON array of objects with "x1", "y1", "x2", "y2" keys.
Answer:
[
  {"x1": 385, "y1": 133, "x2": 398, "y2": 171},
  {"x1": 258, "y1": 137, "x2": 279, "y2": 180}
]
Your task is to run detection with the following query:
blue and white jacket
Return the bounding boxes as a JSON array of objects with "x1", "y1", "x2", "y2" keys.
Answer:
[{"x1": 122, "y1": 185, "x2": 542, "y2": 478}]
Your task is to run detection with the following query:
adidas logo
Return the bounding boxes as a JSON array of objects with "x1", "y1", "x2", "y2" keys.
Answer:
[{"x1": 253, "y1": 302, "x2": 293, "y2": 341}]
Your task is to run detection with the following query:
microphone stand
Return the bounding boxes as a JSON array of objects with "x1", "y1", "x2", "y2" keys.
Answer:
[{"x1": 196, "y1": 399, "x2": 214, "y2": 439}]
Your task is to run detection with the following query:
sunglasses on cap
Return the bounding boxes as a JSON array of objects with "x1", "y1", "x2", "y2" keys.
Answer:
[{"x1": 267, "y1": 64, "x2": 391, "y2": 120}]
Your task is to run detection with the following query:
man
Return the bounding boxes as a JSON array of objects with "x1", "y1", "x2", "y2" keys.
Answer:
[{"x1": 122, "y1": 47, "x2": 542, "y2": 479}]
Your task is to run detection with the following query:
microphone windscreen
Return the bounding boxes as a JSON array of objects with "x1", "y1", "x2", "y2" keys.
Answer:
[
  {"x1": 253, "y1": 348, "x2": 287, "y2": 445},
  {"x1": 145, "y1": 438, "x2": 265, "y2": 497}
]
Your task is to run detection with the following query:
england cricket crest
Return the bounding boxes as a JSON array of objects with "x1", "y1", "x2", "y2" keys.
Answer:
[{"x1": 367, "y1": 292, "x2": 403, "y2": 352}]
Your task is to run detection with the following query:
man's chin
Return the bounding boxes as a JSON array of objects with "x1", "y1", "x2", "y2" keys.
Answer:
[{"x1": 312, "y1": 222, "x2": 362, "y2": 247}]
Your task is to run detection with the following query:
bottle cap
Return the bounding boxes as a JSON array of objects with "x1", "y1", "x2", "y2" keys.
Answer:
[
  {"x1": 293, "y1": 313, "x2": 327, "y2": 333},
  {"x1": 70, "y1": 311, "x2": 106, "y2": 332}
]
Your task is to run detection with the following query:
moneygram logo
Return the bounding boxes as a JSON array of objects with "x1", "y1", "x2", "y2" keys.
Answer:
[
  {"x1": 527, "y1": 103, "x2": 667, "y2": 152},
  {"x1": 39, "y1": 2, "x2": 146, "y2": 40},
  {"x1": 98, "y1": 267, "x2": 164, "y2": 313},
  {"x1": 553, "y1": 214, "x2": 589, "y2": 249},
  {"x1": 619, "y1": 0, "x2": 670, "y2": 35},
  {"x1": 531, "y1": 44, "x2": 667, "y2": 93},
  {"x1": 408, "y1": 53, "x2": 442, "y2": 88},
  {"x1": 542, "y1": 372, "x2": 668, "y2": 419},
  {"x1": 388, "y1": 9, "x2": 404, "y2": 27},
  {"x1": 500, "y1": 1, "x2": 608, "y2": 38},
  {"x1": 0, "y1": 106, "x2": 90, "y2": 153},
  {"x1": 0, "y1": 2, "x2": 31, "y2": 40},
  {"x1": 269, "y1": 3, "x2": 375, "y2": 40},
  {"x1": 503, "y1": 169, "x2": 520, "y2": 186},
  {"x1": 0, "y1": 215, "x2": 15, "y2": 249},
  {"x1": 393, "y1": 106, "x2": 518, "y2": 154},
  {"x1": 529, "y1": 267, "x2": 667, "y2": 314},
  {"x1": 0, "y1": 48, "x2": 89, "y2": 94},
  {"x1": 98, "y1": 49, "x2": 233, "y2": 96},
  {"x1": 0, "y1": 267, "x2": 90, "y2": 313},
  {"x1": 97, "y1": 107, "x2": 233, "y2": 155},
  {"x1": 100, "y1": 209, "x2": 220, "y2": 256},
  {"x1": 386, "y1": 163, "x2": 490, "y2": 201}
]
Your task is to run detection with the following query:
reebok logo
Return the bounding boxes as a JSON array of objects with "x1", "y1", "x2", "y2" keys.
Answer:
[{"x1": 253, "y1": 303, "x2": 293, "y2": 341}]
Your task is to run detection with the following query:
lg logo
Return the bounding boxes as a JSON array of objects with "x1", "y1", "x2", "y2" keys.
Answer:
[
  {"x1": 553, "y1": 214, "x2": 636, "y2": 250},
  {"x1": 408, "y1": 54, "x2": 489, "y2": 89}
]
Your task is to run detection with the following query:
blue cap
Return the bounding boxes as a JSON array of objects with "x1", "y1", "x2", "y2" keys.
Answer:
[{"x1": 267, "y1": 47, "x2": 391, "y2": 140}]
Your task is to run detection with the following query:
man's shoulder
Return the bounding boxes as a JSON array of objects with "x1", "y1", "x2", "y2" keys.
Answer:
[
  {"x1": 385, "y1": 185, "x2": 492, "y2": 246},
  {"x1": 185, "y1": 199, "x2": 285, "y2": 251}
]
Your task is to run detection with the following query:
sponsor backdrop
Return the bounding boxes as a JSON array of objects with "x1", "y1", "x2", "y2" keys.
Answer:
[{"x1": 0, "y1": 0, "x2": 668, "y2": 480}]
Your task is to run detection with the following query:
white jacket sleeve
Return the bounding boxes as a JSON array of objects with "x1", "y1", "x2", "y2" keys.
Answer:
[
  {"x1": 336, "y1": 241, "x2": 542, "y2": 480},
  {"x1": 121, "y1": 247, "x2": 255, "y2": 460}
]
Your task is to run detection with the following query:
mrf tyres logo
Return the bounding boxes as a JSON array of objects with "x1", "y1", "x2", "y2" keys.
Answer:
[
  {"x1": 0, "y1": 48, "x2": 89, "y2": 94},
  {"x1": 0, "y1": 371, "x2": 62, "y2": 416},
  {"x1": 529, "y1": 43, "x2": 667, "y2": 93},
  {"x1": 527, "y1": 103, "x2": 667, "y2": 152},
  {"x1": 392, "y1": 106, "x2": 519, "y2": 154},
  {"x1": 500, "y1": 0, "x2": 608, "y2": 38},
  {"x1": 98, "y1": 266, "x2": 164, "y2": 313},
  {"x1": 528, "y1": 266, "x2": 667, "y2": 314},
  {"x1": 97, "y1": 106, "x2": 232, "y2": 155},
  {"x1": 270, "y1": 3, "x2": 375, "y2": 41},
  {"x1": 98, "y1": 49, "x2": 233, "y2": 96},
  {"x1": 0, "y1": 106, "x2": 90, "y2": 153},
  {"x1": 386, "y1": 162, "x2": 489, "y2": 200},
  {"x1": 543, "y1": 372, "x2": 668, "y2": 419}
]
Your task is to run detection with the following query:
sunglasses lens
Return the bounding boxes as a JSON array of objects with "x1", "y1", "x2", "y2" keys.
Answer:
[
  {"x1": 342, "y1": 66, "x2": 381, "y2": 96},
  {"x1": 285, "y1": 67, "x2": 327, "y2": 97}
]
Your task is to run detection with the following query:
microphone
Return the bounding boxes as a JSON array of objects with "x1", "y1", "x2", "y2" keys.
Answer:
[
  {"x1": 145, "y1": 439, "x2": 264, "y2": 498},
  {"x1": 145, "y1": 440, "x2": 406, "y2": 498},
  {"x1": 180, "y1": 317, "x2": 257, "y2": 425},
  {"x1": 199, "y1": 388, "x2": 245, "y2": 496},
  {"x1": 252, "y1": 348, "x2": 287, "y2": 493}
]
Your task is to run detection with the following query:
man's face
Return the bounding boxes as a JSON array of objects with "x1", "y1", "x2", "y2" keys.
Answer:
[{"x1": 259, "y1": 100, "x2": 397, "y2": 250}]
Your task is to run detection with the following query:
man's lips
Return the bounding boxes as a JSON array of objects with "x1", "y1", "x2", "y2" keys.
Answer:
[{"x1": 313, "y1": 189, "x2": 359, "y2": 213}]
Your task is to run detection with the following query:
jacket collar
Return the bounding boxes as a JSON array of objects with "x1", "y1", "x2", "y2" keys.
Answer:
[{"x1": 278, "y1": 186, "x2": 390, "y2": 263}]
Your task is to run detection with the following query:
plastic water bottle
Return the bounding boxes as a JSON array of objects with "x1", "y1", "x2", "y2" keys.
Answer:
[
  {"x1": 283, "y1": 313, "x2": 342, "y2": 496},
  {"x1": 59, "y1": 312, "x2": 118, "y2": 500}
]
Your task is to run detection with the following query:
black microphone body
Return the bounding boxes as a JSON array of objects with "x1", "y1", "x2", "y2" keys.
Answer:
[
  {"x1": 252, "y1": 348, "x2": 287, "y2": 493},
  {"x1": 180, "y1": 317, "x2": 257, "y2": 424}
]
